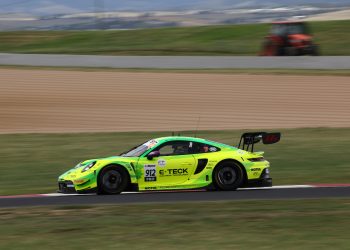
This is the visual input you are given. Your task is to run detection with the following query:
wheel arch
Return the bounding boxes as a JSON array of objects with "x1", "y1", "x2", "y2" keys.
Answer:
[
  {"x1": 97, "y1": 163, "x2": 134, "y2": 188},
  {"x1": 213, "y1": 159, "x2": 248, "y2": 185}
]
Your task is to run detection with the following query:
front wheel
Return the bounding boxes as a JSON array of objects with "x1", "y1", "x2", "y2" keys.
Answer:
[
  {"x1": 97, "y1": 166, "x2": 129, "y2": 195},
  {"x1": 213, "y1": 162, "x2": 244, "y2": 191}
]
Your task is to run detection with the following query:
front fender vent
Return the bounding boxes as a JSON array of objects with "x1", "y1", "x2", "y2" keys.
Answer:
[{"x1": 194, "y1": 159, "x2": 208, "y2": 175}]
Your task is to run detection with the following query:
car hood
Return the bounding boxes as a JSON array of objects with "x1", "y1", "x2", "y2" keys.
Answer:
[{"x1": 58, "y1": 156, "x2": 136, "y2": 180}]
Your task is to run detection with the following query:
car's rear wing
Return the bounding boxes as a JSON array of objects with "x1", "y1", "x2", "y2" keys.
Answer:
[{"x1": 238, "y1": 132, "x2": 281, "y2": 152}]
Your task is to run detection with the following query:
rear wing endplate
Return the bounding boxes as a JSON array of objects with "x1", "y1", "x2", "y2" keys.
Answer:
[{"x1": 238, "y1": 132, "x2": 281, "y2": 152}]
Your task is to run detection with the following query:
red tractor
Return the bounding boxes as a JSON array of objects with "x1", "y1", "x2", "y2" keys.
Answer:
[{"x1": 260, "y1": 21, "x2": 319, "y2": 56}]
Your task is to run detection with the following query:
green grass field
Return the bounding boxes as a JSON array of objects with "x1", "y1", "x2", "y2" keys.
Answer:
[
  {"x1": 1, "y1": 127, "x2": 350, "y2": 195},
  {"x1": 1, "y1": 199, "x2": 350, "y2": 249},
  {"x1": 0, "y1": 20, "x2": 349, "y2": 55}
]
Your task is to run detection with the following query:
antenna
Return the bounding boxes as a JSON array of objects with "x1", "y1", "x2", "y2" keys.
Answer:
[{"x1": 194, "y1": 116, "x2": 201, "y2": 138}]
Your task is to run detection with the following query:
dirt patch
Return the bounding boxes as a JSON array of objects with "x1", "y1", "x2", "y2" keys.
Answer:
[
  {"x1": 0, "y1": 69, "x2": 349, "y2": 133},
  {"x1": 303, "y1": 9, "x2": 350, "y2": 21}
]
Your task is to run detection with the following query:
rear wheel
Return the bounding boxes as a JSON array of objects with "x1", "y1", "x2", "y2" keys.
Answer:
[
  {"x1": 213, "y1": 161, "x2": 244, "y2": 191},
  {"x1": 97, "y1": 166, "x2": 129, "y2": 195}
]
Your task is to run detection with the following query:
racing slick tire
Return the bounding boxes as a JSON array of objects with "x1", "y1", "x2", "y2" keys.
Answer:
[
  {"x1": 97, "y1": 165, "x2": 129, "y2": 195},
  {"x1": 213, "y1": 161, "x2": 244, "y2": 191}
]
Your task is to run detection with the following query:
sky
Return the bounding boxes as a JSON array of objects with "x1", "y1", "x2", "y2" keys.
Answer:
[{"x1": 0, "y1": 0, "x2": 349, "y2": 15}]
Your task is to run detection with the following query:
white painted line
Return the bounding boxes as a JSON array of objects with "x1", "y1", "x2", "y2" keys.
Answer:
[
  {"x1": 41, "y1": 185, "x2": 316, "y2": 197},
  {"x1": 238, "y1": 185, "x2": 314, "y2": 190},
  {"x1": 43, "y1": 193, "x2": 95, "y2": 197}
]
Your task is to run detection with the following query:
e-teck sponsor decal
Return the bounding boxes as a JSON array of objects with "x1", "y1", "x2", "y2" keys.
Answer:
[
  {"x1": 144, "y1": 164, "x2": 156, "y2": 182},
  {"x1": 159, "y1": 168, "x2": 188, "y2": 177}
]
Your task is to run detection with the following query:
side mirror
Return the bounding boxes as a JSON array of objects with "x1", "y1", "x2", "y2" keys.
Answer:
[{"x1": 147, "y1": 151, "x2": 160, "y2": 160}]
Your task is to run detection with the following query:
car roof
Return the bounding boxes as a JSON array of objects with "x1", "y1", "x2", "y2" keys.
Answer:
[{"x1": 153, "y1": 136, "x2": 229, "y2": 147}]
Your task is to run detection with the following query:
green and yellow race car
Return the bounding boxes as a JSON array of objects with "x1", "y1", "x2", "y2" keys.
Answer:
[{"x1": 58, "y1": 132, "x2": 280, "y2": 194}]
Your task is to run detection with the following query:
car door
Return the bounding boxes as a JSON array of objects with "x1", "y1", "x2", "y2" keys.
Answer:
[
  {"x1": 190, "y1": 142, "x2": 221, "y2": 176},
  {"x1": 136, "y1": 140, "x2": 196, "y2": 190}
]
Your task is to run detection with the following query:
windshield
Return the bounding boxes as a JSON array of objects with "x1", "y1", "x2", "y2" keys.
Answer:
[
  {"x1": 121, "y1": 139, "x2": 158, "y2": 157},
  {"x1": 271, "y1": 23, "x2": 308, "y2": 36}
]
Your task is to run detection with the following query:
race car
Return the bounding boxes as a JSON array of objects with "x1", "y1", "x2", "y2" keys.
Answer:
[{"x1": 58, "y1": 132, "x2": 280, "y2": 194}]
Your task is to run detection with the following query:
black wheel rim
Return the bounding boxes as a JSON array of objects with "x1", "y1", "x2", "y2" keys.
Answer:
[
  {"x1": 218, "y1": 167, "x2": 237, "y2": 185},
  {"x1": 102, "y1": 170, "x2": 122, "y2": 191}
]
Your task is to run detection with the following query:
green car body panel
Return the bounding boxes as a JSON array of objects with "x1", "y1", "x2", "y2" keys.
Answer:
[{"x1": 58, "y1": 136, "x2": 271, "y2": 193}]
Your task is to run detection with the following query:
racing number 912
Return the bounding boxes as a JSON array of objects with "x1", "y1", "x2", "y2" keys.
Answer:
[
  {"x1": 146, "y1": 169, "x2": 156, "y2": 177},
  {"x1": 144, "y1": 164, "x2": 157, "y2": 182}
]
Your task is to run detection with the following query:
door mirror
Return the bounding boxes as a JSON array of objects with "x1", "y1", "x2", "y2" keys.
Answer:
[{"x1": 147, "y1": 151, "x2": 160, "y2": 160}]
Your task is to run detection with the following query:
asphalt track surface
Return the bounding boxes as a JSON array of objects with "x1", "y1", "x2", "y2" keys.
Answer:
[
  {"x1": 1, "y1": 186, "x2": 350, "y2": 208},
  {"x1": 1, "y1": 53, "x2": 350, "y2": 69}
]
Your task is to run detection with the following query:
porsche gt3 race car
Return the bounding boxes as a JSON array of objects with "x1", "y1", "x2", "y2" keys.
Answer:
[{"x1": 58, "y1": 132, "x2": 280, "y2": 194}]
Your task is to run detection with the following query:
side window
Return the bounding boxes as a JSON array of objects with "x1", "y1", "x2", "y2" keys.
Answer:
[
  {"x1": 156, "y1": 141, "x2": 191, "y2": 156},
  {"x1": 158, "y1": 144, "x2": 175, "y2": 156},
  {"x1": 192, "y1": 142, "x2": 220, "y2": 154}
]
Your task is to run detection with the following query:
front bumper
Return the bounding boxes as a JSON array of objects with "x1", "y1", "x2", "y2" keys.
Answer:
[
  {"x1": 58, "y1": 180, "x2": 97, "y2": 194},
  {"x1": 58, "y1": 180, "x2": 76, "y2": 193}
]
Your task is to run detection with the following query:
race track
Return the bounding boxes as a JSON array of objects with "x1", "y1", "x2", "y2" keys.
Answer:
[
  {"x1": 1, "y1": 186, "x2": 350, "y2": 208},
  {"x1": 1, "y1": 53, "x2": 350, "y2": 69},
  {"x1": 1, "y1": 55, "x2": 349, "y2": 208}
]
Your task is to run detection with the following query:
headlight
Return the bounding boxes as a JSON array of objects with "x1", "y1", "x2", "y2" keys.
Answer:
[
  {"x1": 247, "y1": 157, "x2": 265, "y2": 162},
  {"x1": 81, "y1": 161, "x2": 96, "y2": 172},
  {"x1": 74, "y1": 162, "x2": 82, "y2": 169}
]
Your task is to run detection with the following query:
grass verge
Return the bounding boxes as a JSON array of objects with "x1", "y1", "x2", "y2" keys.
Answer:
[
  {"x1": 1, "y1": 199, "x2": 350, "y2": 249},
  {"x1": 0, "y1": 127, "x2": 350, "y2": 195},
  {"x1": 0, "y1": 20, "x2": 349, "y2": 55}
]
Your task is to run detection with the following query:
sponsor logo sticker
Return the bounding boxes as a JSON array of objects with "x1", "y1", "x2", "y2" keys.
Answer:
[
  {"x1": 159, "y1": 168, "x2": 188, "y2": 177},
  {"x1": 209, "y1": 147, "x2": 217, "y2": 152},
  {"x1": 251, "y1": 168, "x2": 261, "y2": 172},
  {"x1": 158, "y1": 159, "x2": 166, "y2": 167}
]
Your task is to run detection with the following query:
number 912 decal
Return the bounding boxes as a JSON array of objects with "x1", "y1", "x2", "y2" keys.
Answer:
[{"x1": 144, "y1": 164, "x2": 157, "y2": 182}]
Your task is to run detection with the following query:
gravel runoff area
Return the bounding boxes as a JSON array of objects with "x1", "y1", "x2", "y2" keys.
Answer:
[{"x1": 1, "y1": 69, "x2": 349, "y2": 133}]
